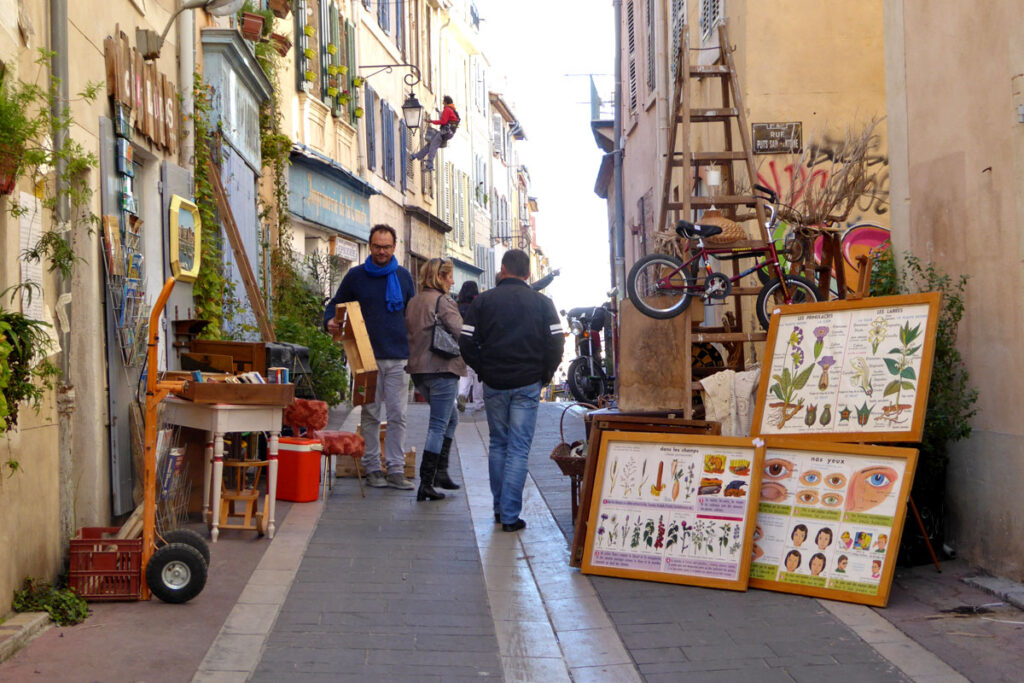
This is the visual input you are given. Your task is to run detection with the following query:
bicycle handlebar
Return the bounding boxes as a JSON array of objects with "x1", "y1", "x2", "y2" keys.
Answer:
[{"x1": 753, "y1": 183, "x2": 778, "y2": 204}]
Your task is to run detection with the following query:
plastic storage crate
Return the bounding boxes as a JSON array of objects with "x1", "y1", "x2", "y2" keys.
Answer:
[{"x1": 68, "y1": 527, "x2": 143, "y2": 601}]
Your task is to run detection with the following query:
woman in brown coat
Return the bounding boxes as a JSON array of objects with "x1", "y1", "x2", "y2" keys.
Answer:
[{"x1": 405, "y1": 258, "x2": 467, "y2": 501}]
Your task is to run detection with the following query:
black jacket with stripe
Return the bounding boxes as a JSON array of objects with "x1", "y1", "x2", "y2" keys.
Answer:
[{"x1": 459, "y1": 278, "x2": 564, "y2": 390}]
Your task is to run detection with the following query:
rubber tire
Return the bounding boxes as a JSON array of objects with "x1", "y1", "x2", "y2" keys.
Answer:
[
  {"x1": 156, "y1": 529, "x2": 211, "y2": 566},
  {"x1": 146, "y1": 542, "x2": 208, "y2": 604},
  {"x1": 567, "y1": 357, "x2": 604, "y2": 403},
  {"x1": 755, "y1": 274, "x2": 821, "y2": 330},
  {"x1": 626, "y1": 254, "x2": 694, "y2": 319}
]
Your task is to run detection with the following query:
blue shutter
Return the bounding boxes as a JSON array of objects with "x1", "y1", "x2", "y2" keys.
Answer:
[
  {"x1": 395, "y1": 0, "x2": 405, "y2": 51},
  {"x1": 345, "y1": 20, "x2": 357, "y2": 122},
  {"x1": 399, "y1": 121, "x2": 408, "y2": 193},
  {"x1": 381, "y1": 101, "x2": 392, "y2": 184},
  {"x1": 378, "y1": 0, "x2": 389, "y2": 32},
  {"x1": 366, "y1": 86, "x2": 376, "y2": 171}
]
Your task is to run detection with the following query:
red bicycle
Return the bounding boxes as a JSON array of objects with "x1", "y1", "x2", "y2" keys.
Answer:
[{"x1": 626, "y1": 184, "x2": 820, "y2": 329}]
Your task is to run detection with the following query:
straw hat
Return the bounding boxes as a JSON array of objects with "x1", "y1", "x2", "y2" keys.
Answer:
[{"x1": 699, "y1": 209, "x2": 747, "y2": 244}]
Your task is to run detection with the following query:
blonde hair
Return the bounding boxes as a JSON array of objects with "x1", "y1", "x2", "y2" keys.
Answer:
[{"x1": 419, "y1": 257, "x2": 453, "y2": 291}]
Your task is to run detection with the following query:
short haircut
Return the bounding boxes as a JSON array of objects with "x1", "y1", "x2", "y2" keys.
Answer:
[
  {"x1": 419, "y1": 257, "x2": 453, "y2": 291},
  {"x1": 369, "y1": 224, "x2": 397, "y2": 246},
  {"x1": 443, "y1": 95, "x2": 453, "y2": 105},
  {"x1": 501, "y1": 249, "x2": 530, "y2": 278}
]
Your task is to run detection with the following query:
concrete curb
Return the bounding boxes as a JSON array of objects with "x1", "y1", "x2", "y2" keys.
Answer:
[
  {"x1": 0, "y1": 612, "x2": 51, "y2": 663},
  {"x1": 962, "y1": 574, "x2": 1024, "y2": 611}
]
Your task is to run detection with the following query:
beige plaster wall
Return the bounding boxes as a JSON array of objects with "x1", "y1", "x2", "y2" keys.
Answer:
[{"x1": 896, "y1": 0, "x2": 1024, "y2": 579}]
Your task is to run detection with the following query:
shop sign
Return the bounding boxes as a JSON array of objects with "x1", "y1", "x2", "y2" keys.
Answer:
[
  {"x1": 169, "y1": 195, "x2": 202, "y2": 282},
  {"x1": 289, "y1": 163, "x2": 371, "y2": 241},
  {"x1": 103, "y1": 28, "x2": 178, "y2": 154},
  {"x1": 333, "y1": 236, "x2": 359, "y2": 261},
  {"x1": 752, "y1": 122, "x2": 802, "y2": 155}
]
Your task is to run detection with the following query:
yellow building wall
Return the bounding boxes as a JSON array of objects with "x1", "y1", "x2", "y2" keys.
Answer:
[{"x1": 892, "y1": 0, "x2": 1024, "y2": 580}]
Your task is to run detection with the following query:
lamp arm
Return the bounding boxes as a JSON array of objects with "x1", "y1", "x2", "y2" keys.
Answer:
[
  {"x1": 358, "y1": 63, "x2": 422, "y2": 88},
  {"x1": 159, "y1": 0, "x2": 210, "y2": 47}
]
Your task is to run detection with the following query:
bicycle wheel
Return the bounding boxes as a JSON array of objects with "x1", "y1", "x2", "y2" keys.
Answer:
[
  {"x1": 755, "y1": 274, "x2": 821, "y2": 330},
  {"x1": 626, "y1": 254, "x2": 694, "y2": 319}
]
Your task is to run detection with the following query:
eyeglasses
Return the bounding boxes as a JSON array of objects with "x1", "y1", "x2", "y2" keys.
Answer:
[{"x1": 370, "y1": 242, "x2": 395, "y2": 251}]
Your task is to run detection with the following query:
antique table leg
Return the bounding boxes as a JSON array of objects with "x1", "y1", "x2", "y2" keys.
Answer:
[
  {"x1": 210, "y1": 431, "x2": 225, "y2": 543},
  {"x1": 267, "y1": 430, "x2": 279, "y2": 539},
  {"x1": 202, "y1": 432, "x2": 214, "y2": 523}
]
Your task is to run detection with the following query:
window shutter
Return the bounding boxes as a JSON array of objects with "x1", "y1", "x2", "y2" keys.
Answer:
[
  {"x1": 626, "y1": 0, "x2": 638, "y2": 113},
  {"x1": 345, "y1": 20, "x2": 357, "y2": 122},
  {"x1": 378, "y1": 0, "x2": 389, "y2": 32},
  {"x1": 645, "y1": 0, "x2": 656, "y2": 93},
  {"x1": 671, "y1": 0, "x2": 686, "y2": 78},
  {"x1": 396, "y1": 0, "x2": 405, "y2": 53},
  {"x1": 400, "y1": 121, "x2": 408, "y2": 193},
  {"x1": 700, "y1": 0, "x2": 722, "y2": 42},
  {"x1": 492, "y1": 115, "x2": 502, "y2": 154},
  {"x1": 320, "y1": 0, "x2": 330, "y2": 99},
  {"x1": 366, "y1": 86, "x2": 376, "y2": 171}
]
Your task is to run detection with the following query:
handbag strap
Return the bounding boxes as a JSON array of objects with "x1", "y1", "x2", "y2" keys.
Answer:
[{"x1": 433, "y1": 291, "x2": 449, "y2": 329}]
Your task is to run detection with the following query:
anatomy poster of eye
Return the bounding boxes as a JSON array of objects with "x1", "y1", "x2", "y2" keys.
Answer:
[
  {"x1": 581, "y1": 432, "x2": 764, "y2": 591},
  {"x1": 748, "y1": 439, "x2": 917, "y2": 606},
  {"x1": 752, "y1": 293, "x2": 940, "y2": 442}
]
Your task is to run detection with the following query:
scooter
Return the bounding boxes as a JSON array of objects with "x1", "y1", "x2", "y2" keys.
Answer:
[{"x1": 561, "y1": 300, "x2": 615, "y2": 404}]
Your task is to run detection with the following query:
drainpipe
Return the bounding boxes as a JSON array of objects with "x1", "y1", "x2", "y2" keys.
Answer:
[
  {"x1": 179, "y1": 7, "x2": 195, "y2": 171},
  {"x1": 351, "y1": 0, "x2": 366, "y2": 175},
  {"x1": 50, "y1": 0, "x2": 76, "y2": 551},
  {"x1": 612, "y1": 0, "x2": 626, "y2": 292}
]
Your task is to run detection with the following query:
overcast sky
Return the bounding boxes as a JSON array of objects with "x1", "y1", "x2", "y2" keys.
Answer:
[{"x1": 479, "y1": 0, "x2": 615, "y2": 318}]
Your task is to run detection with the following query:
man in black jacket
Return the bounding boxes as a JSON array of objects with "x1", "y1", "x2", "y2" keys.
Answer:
[{"x1": 459, "y1": 250, "x2": 564, "y2": 532}]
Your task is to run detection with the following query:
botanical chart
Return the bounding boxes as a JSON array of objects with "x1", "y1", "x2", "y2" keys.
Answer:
[
  {"x1": 748, "y1": 439, "x2": 917, "y2": 607},
  {"x1": 581, "y1": 432, "x2": 764, "y2": 591},
  {"x1": 753, "y1": 293, "x2": 940, "y2": 442}
]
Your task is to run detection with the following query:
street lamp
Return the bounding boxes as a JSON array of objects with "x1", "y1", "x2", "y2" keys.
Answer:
[
  {"x1": 357, "y1": 63, "x2": 424, "y2": 129},
  {"x1": 137, "y1": 0, "x2": 246, "y2": 60}
]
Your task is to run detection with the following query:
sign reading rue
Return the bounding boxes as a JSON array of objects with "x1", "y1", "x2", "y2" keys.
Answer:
[{"x1": 752, "y1": 122, "x2": 802, "y2": 155}]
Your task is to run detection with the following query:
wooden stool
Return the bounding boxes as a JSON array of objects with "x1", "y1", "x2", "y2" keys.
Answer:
[{"x1": 219, "y1": 458, "x2": 269, "y2": 536}]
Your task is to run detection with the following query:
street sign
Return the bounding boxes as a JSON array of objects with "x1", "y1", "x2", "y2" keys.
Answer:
[{"x1": 752, "y1": 122, "x2": 802, "y2": 155}]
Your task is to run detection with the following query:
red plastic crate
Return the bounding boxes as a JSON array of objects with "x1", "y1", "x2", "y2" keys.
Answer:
[{"x1": 68, "y1": 527, "x2": 142, "y2": 601}]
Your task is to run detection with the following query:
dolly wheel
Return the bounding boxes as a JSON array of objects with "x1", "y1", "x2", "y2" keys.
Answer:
[
  {"x1": 146, "y1": 543, "x2": 208, "y2": 604},
  {"x1": 157, "y1": 529, "x2": 211, "y2": 565}
]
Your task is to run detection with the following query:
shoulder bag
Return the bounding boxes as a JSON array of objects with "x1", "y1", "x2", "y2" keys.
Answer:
[{"x1": 430, "y1": 294, "x2": 461, "y2": 359}]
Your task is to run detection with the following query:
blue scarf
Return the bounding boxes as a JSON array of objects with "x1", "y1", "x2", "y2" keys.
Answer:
[{"x1": 363, "y1": 255, "x2": 404, "y2": 312}]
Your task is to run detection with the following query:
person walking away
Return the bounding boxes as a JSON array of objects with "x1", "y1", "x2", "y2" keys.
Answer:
[
  {"x1": 455, "y1": 281, "x2": 482, "y2": 412},
  {"x1": 409, "y1": 95, "x2": 460, "y2": 171},
  {"x1": 405, "y1": 258, "x2": 467, "y2": 501},
  {"x1": 459, "y1": 250, "x2": 564, "y2": 531},
  {"x1": 324, "y1": 225, "x2": 416, "y2": 490}
]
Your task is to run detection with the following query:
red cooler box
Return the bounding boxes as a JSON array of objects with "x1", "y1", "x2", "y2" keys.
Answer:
[{"x1": 277, "y1": 437, "x2": 323, "y2": 502}]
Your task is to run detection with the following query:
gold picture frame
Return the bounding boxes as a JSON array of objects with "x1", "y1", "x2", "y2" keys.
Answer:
[
  {"x1": 581, "y1": 431, "x2": 764, "y2": 592},
  {"x1": 748, "y1": 438, "x2": 918, "y2": 607},
  {"x1": 168, "y1": 194, "x2": 201, "y2": 283},
  {"x1": 752, "y1": 292, "x2": 941, "y2": 442}
]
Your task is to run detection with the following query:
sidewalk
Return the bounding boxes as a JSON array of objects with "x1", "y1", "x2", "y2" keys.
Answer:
[{"x1": 2, "y1": 403, "x2": 1022, "y2": 681}]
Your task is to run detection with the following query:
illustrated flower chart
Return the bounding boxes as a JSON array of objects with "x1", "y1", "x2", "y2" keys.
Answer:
[
  {"x1": 587, "y1": 436, "x2": 759, "y2": 587},
  {"x1": 749, "y1": 445, "x2": 909, "y2": 599},
  {"x1": 756, "y1": 299, "x2": 935, "y2": 437}
]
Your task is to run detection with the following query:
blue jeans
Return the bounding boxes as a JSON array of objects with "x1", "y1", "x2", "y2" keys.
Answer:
[
  {"x1": 483, "y1": 382, "x2": 541, "y2": 525},
  {"x1": 412, "y1": 373, "x2": 459, "y2": 454}
]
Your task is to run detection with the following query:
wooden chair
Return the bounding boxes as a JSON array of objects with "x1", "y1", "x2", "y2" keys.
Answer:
[{"x1": 283, "y1": 398, "x2": 366, "y2": 498}]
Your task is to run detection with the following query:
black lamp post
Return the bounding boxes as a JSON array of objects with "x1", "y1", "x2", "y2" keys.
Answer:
[{"x1": 357, "y1": 63, "x2": 424, "y2": 129}]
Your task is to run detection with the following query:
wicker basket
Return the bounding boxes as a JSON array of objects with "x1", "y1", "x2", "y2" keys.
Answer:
[
  {"x1": 699, "y1": 210, "x2": 748, "y2": 244},
  {"x1": 549, "y1": 403, "x2": 596, "y2": 477}
]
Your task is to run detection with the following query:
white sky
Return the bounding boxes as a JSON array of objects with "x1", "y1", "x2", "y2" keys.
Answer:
[{"x1": 479, "y1": 0, "x2": 615, "y2": 320}]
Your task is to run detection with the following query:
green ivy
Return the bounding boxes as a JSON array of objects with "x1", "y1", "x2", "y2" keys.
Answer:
[
  {"x1": 12, "y1": 577, "x2": 89, "y2": 626},
  {"x1": 190, "y1": 73, "x2": 226, "y2": 340}
]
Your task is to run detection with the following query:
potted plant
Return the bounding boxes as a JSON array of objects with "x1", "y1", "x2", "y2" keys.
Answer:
[
  {"x1": 268, "y1": 0, "x2": 291, "y2": 18},
  {"x1": 0, "y1": 76, "x2": 44, "y2": 196},
  {"x1": 239, "y1": 12, "x2": 265, "y2": 41},
  {"x1": 303, "y1": 24, "x2": 315, "y2": 37},
  {"x1": 270, "y1": 32, "x2": 291, "y2": 57},
  {"x1": 304, "y1": 70, "x2": 315, "y2": 83},
  {"x1": 351, "y1": 76, "x2": 364, "y2": 88}
]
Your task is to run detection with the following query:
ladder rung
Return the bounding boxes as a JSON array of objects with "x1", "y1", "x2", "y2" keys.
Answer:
[
  {"x1": 692, "y1": 151, "x2": 747, "y2": 164},
  {"x1": 689, "y1": 65, "x2": 730, "y2": 76},
  {"x1": 693, "y1": 331, "x2": 768, "y2": 343},
  {"x1": 689, "y1": 108, "x2": 738, "y2": 121},
  {"x1": 668, "y1": 196, "x2": 757, "y2": 209}
]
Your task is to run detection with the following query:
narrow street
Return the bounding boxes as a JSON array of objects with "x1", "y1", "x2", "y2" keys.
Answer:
[{"x1": 6, "y1": 403, "x2": 1021, "y2": 681}]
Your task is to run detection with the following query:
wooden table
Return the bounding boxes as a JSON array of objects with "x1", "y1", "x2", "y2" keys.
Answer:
[{"x1": 162, "y1": 397, "x2": 283, "y2": 542}]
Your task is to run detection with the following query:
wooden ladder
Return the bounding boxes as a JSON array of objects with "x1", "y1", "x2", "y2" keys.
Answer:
[{"x1": 657, "y1": 20, "x2": 769, "y2": 417}]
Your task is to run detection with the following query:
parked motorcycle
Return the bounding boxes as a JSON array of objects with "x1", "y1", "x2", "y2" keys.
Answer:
[{"x1": 561, "y1": 301, "x2": 615, "y2": 403}]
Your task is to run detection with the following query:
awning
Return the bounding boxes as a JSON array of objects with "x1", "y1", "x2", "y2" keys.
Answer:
[
  {"x1": 291, "y1": 144, "x2": 378, "y2": 197},
  {"x1": 405, "y1": 205, "x2": 453, "y2": 233}
]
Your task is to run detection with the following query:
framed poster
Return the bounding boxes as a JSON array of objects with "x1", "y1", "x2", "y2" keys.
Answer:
[
  {"x1": 752, "y1": 293, "x2": 941, "y2": 442},
  {"x1": 748, "y1": 438, "x2": 917, "y2": 607},
  {"x1": 581, "y1": 432, "x2": 764, "y2": 591}
]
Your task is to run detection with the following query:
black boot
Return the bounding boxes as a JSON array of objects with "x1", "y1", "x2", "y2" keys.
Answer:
[
  {"x1": 416, "y1": 450, "x2": 446, "y2": 501},
  {"x1": 435, "y1": 437, "x2": 461, "y2": 490}
]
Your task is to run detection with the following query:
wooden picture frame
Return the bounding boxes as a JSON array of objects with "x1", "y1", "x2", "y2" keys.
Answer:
[
  {"x1": 581, "y1": 431, "x2": 764, "y2": 592},
  {"x1": 570, "y1": 411, "x2": 720, "y2": 568},
  {"x1": 748, "y1": 438, "x2": 917, "y2": 607},
  {"x1": 752, "y1": 293, "x2": 941, "y2": 442}
]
